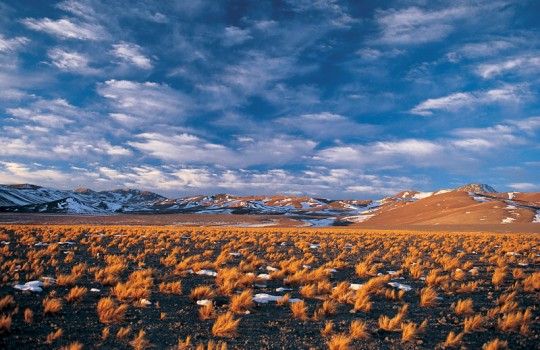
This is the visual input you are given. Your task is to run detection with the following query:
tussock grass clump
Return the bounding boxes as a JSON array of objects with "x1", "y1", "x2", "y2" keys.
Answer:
[
  {"x1": 97, "y1": 297, "x2": 128, "y2": 323},
  {"x1": 463, "y1": 314, "x2": 485, "y2": 333},
  {"x1": 0, "y1": 296, "x2": 15, "y2": 311},
  {"x1": 482, "y1": 338, "x2": 508, "y2": 350},
  {"x1": 159, "y1": 281, "x2": 182, "y2": 295},
  {"x1": 59, "y1": 342, "x2": 83, "y2": 350},
  {"x1": 444, "y1": 331, "x2": 463, "y2": 347},
  {"x1": 349, "y1": 320, "x2": 369, "y2": 339},
  {"x1": 65, "y1": 286, "x2": 87, "y2": 303},
  {"x1": 327, "y1": 333, "x2": 351, "y2": 350},
  {"x1": 130, "y1": 329, "x2": 152, "y2": 350},
  {"x1": 190, "y1": 285, "x2": 216, "y2": 303},
  {"x1": 212, "y1": 311, "x2": 240, "y2": 338},
  {"x1": 199, "y1": 303, "x2": 216, "y2": 320},
  {"x1": 379, "y1": 304, "x2": 408, "y2": 331},
  {"x1": 43, "y1": 297, "x2": 62, "y2": 315},
  {"x1": 117, "y1": 326, "x2": 132, "y2": 339},
  {"x1": 454, "y1": 298, "x2": 474, "y2": 315},
  {"x1": 290, "y1": 300, "x2": 308, "y2": 320},
  {"x1": 24, "y1": 308, "x2": 33, "y2": 324},
  {"x1": 321, "y1": 321, "x2": 333, "y2": 337},
  {"x1": 0, "y1": 314, "x2": 12, "y2": 334},
  {"x1": 45, "y1": 328, "x2": 63, "y2": 343},
  {"x1": 400, "y1": 319, "x2": 427, "y2": 343},
  {"x1": 498, "y1": 308, "x2": 532, "y2": 333},
  {"x1": 230, "y1": 289, "x2": 254, "y2": 314},
  {"x1": 419, "y1": 286, "x2": 438, "y2": 307}
]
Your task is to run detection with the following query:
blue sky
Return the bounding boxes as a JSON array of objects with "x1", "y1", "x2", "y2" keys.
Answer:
[{"x1": 0, "y1": 0, "x2": 539, "y2": 198}]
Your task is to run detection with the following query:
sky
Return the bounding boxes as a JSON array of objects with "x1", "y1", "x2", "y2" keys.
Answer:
[{"x1": 0, "y1": 0, "x2": 539, "y2": 199}]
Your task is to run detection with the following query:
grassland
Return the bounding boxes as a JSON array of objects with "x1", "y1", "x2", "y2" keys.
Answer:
[{"x1": 0, "y1": 224, "x2": 538, "y2": 349}]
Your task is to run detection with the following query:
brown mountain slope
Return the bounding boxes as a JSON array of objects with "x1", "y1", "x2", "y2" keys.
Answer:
[{"x1": 351, "y1": 190, "x2": 537, "y2": 226}]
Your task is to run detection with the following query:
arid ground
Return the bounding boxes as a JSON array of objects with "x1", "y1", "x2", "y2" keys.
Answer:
[{"x1": 0, "y1": 222, "x2": 538, "y2": 349}]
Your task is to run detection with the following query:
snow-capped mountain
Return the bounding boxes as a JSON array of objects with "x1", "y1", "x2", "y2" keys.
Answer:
[{"x1": 0, "y1": 183, "x2": 539, "y2": 227}]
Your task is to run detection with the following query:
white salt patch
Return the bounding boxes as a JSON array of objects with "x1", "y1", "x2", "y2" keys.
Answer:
[
  {"x1": 518, "y1": 263, "x2": 528, "y2": 267},
  {"x1": 90, "y1": 288, "x2": 100, "y2": 292},
  {"x1": 387, "y1": 271, "x2": 398, "y2": 275},
  {"x1": 303, "y1": 265, "x2": 311, "y2": 269},
  {"x1": 196, "y1": 270, "x2": 217, "y2": 277},
  {"x1": 1, "y1": 241, "x2": 9, "y2": 245},
  {"x1": 58, "y1": 241, "x2": 76, "y2": 245},
  {"x1": 349, "y1": 283, "x2": 363, "y2": 291},
  {"x1": 252, "y1": 293, "x2": 301, "y2": 304},
  {"x1": 229, "y1": 252, "x2": 241, "y2": 257},
  {"x1": 14, "y1": 280, "x2": 44, "y2": 292},
  {"x1": 140, "y1": 298, "x2": 151, "y2": 305},
  {"x1": 309, "y1": 244, "x2": 320, "y2": 249},
  {"x1": 257, "y1": 274, "x2": 271, "y2": 280},
  {"x1": 506, "y1": 252, "x2": 521, "y2": 256},
  {"x1": 533, "y1": 210, "x2": 540, "y2": 223},
  {"x1": 35, "y1": 242, "x2": 50, "y2": 246},
  {"x1": 326, "y1": 268, "x2": 338, "y2": 273},
  {"x1": 253, "y1": 284, "x2": 267, "y2": 288},
  {"x1": 42, "y1": 277, "x2": 57, "y2": 284},
  {"x1": 266, "y1": 266, "x2": 279, "y2": 272},
  {"x1": 196, "y1": 299, "x2": 212, "y2": 306},
  {"x1": 387, "y1": 282, "x2": 412, "y2": 292},
  {"x1": 276, "y1": 287, "x2": 293, "y2": 292}
]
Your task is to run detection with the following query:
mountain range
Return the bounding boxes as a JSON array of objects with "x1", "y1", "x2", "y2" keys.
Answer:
[{"x1": 0, "y1": 183, "x2": 539, "y2": 227}]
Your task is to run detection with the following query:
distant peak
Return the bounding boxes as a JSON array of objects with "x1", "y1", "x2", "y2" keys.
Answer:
[
  {"x1": 7, "y1": 184, "x2": 41, "y2": 190},
  {"x1": 456, "y1": 184, "x2": 497, "y2": 194}
]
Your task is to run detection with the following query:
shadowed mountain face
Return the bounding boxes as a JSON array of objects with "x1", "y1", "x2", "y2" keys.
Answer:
[{"x1": 0, "y1": 183, "x2": 538, "y2": 227}]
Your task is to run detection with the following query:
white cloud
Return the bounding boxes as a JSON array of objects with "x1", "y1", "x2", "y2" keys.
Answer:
[
  {"x1": 508, "y1": 182, "x2": 539, "y2": 191},
  {"x1": 457, "y1": 40, "x2": 515, "y2": 58},
  {"x1": 48, "y1": 47, "x2": 98, "y2": 74},
  {"x1": 410, "y1": 86, "x2": 525, "y2": 116},
  {"x1": 0, "y1": 35, "x2": 29, "y2": 52},
  {"x1": 477, "y1": 56, "x2": 540, "y2": 78},
  {"x1": 22, "y1": 17, "x2": 107, "y2": 40},
  {"x1": 374, "y1": 6, "x2": 472, "y2": 45},
  {"x1": 128, "y1": 132, "x2": 317, "y2": 168},
  {"x1": 97, "y1": 80, "x2": 191, "y2": 126},
  {"x1": 222, "y1": 26, "x2": 252, "y2": 46},
  {"x1": 111, "y1": 42, "x2": 153, "y2": 69}
]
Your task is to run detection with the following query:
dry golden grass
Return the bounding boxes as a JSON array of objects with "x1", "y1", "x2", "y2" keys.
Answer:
[
  {"x1": 492, "y1": 267, "x2": 507, "y2": 289},
  {"x1": 212, "y1": 311, "x2": 240, "y2": 338},
  {"x1": 117, "y1": 326, "x2": 132, "y2": 339},
  {"x1": 101, "y1": 327, "x2": 110, "y2": 340},
  {"x1": 65, "y1": 286, "x2": 87, "y2": 303},
  {"x1": 454, "y1": 298, "x2": 474, "y2": 315},
  {"x1": 327, "y1": 333, "x2": 351, "y2": 350},
  {"x1": 290, "y1": 300, "x2": 308, "y2": 320},
  {"x1": 45, "y1": 328, "x2": 63, "y2": 343},
  {"x1": 315, "y1": 300, "x2": 337, "y2": 318},
  {"x1": 379, "y1": 304, "x2": 408, "y2": 331},
  {"x1": 56, "y1": 274, "x2": 77, "y2": 286},
  {"x1": 0, "y1": 295, "x2": 15, "y2": 311},
  {"x1": 349, "y1": 320, "x2": 369, "y2": 339},
  {"x1": 198, "y1": 302, "x2": 215, "y2": 321},
  {"x1": 159, "y1": 281, "x2": 182, "y2": 295},
  {"x1": 229, "y1": 289, "x2": 254, "y2": 314},
  {"x1": 352, "y1": 289, "x2": 371, "y2": 313},
  {"x1": 463, "y1": 314, "x2": 485, "y2": 333},
  {"x1": 190, "y1": 285, "x2": 216, "y2": 302},
  {"x1": 419, "y1": 286, "x2": 438, "y2": 307},
  {"x1": 97, "y1": 297, "x2": 128, "y2": 323},
  {"x1": 43, "y1": 297, "x2": 62, "y2": 315},
  {"x1": 59, "y1": 342, "x2": 84, "y2": 350},
  {"x1": 483, "y1": 338, "x2": 508, "y2": 350},
  {"x1": 444, "y1": 331, "x2": 463, "y2": 347},
  {"x1": 523, "y1": 272, "x2": 540, "y2": 292},
  {"x1": 498, "y1": 308, "x2": 532, "y2": 333},
  {"x1": 23, "y1": 308, "x2": 33, "y2": 324},
  {"x1": 0, "y1": 314, "x2": 11, "y2": 334},
  {"x1": 320, "y1": 320, "x2": 334, "y2": 337},
  {"x1": 130, "y1": 329, "x2": 152, "y2": 350}
]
